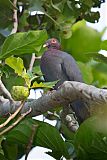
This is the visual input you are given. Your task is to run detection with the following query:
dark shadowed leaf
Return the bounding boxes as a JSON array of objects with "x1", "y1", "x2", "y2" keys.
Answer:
[
  {"x1": 0, "y1": 0, "x2": 13, "y2": 29},
  {"x1": 2, "y1": 140, "x2": 18, "y2": 160},
  {"x1": 0, "y1": 153, "x2": 7, "y2": 160},
  {"x1": 5, "y1": 118, "x2": 70, "y2": 159},
  {"x1": 28, "y1": 0, "x2": 44, "y2": 12},
  {"x1": 85, "y1": 52, "x2": 107, "y2": 64},
  {"x1": 2, "y1": 74, "x2": 25, "y2": 91}
]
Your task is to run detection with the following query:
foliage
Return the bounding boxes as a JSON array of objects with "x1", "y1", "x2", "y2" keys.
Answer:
[
  {"x1": 0, "y1": 0, "x2": 107, "y2": 159},
  {"x1": 74, "y1": 115, "x2": 107, "y2": 160}
]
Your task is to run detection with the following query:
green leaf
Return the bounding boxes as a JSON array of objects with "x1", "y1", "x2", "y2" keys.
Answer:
[
  {"x1": 0, "y1": 33, "x2": 5, "y2": 46},
  {"x1": 78, "y1": 62, "x2": 93, "y2": 84},
  {"x1": 60, "y1": 23, "x2": 72, "y2": 39},
  {"x1": 5, "y1": 57, "x2": 26, "y2": 76},
  {"x1": 31, "y1": 80, "x2": 58, "y2": 89},
  {"x1": 51, "y1": 0, "x2": 64, "y2": 13},
  {"x1": 61, "y1": 123, "x2": 74, "y2": 141},
  {"x1": 74, "y1": 115, "x2": 107, "y2": 160},
  {"x1": 101, "y1": 40, "x2": 107, "y2": 51},
  {"x1": 85, "y1": 11, "x2": 100, "y2": 23},
  {"x1": 28, "y1": 0, "x2": 45, "y2": 12},
  {"x1": 65, "y1": 141, "x2": 76, "y2": 158},
  {"x1": 2, "y1": 140, "x2": 18, "y2": 160},
  {"x1": 92, "y1": 62, "x2": 107, "y2": 87},
  {"x1": 0, "y1": 136, "x2": 4, "y2": 155},
  {"x1": 5, "y1": 57, "x2": 30, "y2": 87},
  {"x1": 35, "y1": 120, "x2": 69, "y2": 159},
  {"x1": 0, "y1": 30, "x2": 47, "y2": 59},
  {"x1": 1, "y1": 139, "x2": 25, "y2": 160},
  {"x1": 0, "y1": 153, "x2": 7, "y2": 160},
  {"x1": 86, "y1": 52, "x2": 107, "y2": 64},
  {"x1": 80, "y1": 0, "x2": 93, "y2": 7},
  {"x1": 0, "y1": 0, "x2": 13, "y2": 29},
  {"x1": 2, "y1": 74, "x2": 25, "y2": 91},
  {"x1": 5, "y1": 118, "x2": 70, "y2": 159},
  {"x1": 61, "y1": 20, "x2": 101, "y2": 62}
]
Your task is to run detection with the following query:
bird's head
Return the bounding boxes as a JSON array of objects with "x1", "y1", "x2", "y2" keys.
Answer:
[{"x1": 43, "y1": 38, "x2": 61, "y2": 50}]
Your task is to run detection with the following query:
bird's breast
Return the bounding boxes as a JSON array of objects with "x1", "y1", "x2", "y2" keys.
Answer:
[{"x1": 40, "y1": 52, "x2": 66, "y2": 83}]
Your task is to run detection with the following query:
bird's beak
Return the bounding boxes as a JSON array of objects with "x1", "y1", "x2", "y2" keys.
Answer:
[{"x1": 43, "y1": 43, "x2": 48, "y2": 48}]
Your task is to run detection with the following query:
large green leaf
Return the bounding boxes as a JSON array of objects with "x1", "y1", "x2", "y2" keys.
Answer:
[
  {"x1": 78, "y1": 62, "x2": 93, "y2": 84},
  {"x1": 0, "y1": 0, "x2": 13, "y2": 29},
  {"x1": 28, "y1": 0, "x2": 45, "y2": 12},
  {"x1": 61, "y1": 20, "x2": 101, "y2": 62},
  {"x1": 35, "y1": 120, "x2": 69, "y2": 159},
  {"x1": 0, "y1": 30, "x2": 47, "y2": 59},
  {"x1": 101, "y1": 40, "x2": 107, "y2": 51},
  {"x1": 2, "y1": 140, "x2": 18, "y2": 160},
  {"x1": 74, "y1": 115, "x2": 107, "y2": 160},
  {"x1": 2, "y1": 74, "x2": 25, "y2": 91},
  {"x1": 85, "y1": 52, "x2": 107, "y2": 64},
  {"x1": 5, "y1": 56, "x2": 30, "y2": 87},
  {"x1": 5, "y1": 57, "x2": 26, "y2": 76},
  {"x1": 0, "y1": 153, "x2": 7, "y2": 160},
  {"x1": 5, "y1": 118, "x2": 70, "y2": 159},
  {"x1": 31, "y1": 80, "x2": 58, "y2": 89},
  {"x1": 80, "y1": 0, "x2": 93, "y2": 7},
  {"x1": 92, "y1": 62, "x2": 107, "y2": 87}
]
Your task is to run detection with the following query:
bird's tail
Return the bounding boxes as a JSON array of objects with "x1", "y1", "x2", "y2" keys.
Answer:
[{"x1": 71, "y1": 100, "x2": 90, "y2": 124}]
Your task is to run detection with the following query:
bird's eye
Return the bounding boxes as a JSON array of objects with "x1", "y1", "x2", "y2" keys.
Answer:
[{"x1": 51, "y1": 39, "x2": 56, "y2": 44}]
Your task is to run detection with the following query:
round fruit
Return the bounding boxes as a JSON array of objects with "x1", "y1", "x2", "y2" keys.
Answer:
[{"x1": 11, "y1": 86, "x2": 29, "y2": 101}]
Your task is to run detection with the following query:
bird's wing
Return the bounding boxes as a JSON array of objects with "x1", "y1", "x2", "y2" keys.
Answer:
[{"x1": 61, "y1": 54, "x2": 83, "y2": 82}]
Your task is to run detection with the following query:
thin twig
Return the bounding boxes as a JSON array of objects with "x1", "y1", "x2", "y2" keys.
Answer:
[
  {"x1": 0, "y1": 79, "x2": 14, "y2": 103},
  {"x1": 35, "y1": 56, "x2": 41, "y2": 60},
  {"x1": 29, "y1": 53, "x2": 36, "y2": 72},
  {"x1": 25, "y1": 124, "x2": 38, "y2": 160},
  {"x1": 36, "y1": 14, "x2": 41, "y2": 25},
  {"x1": 10, "y1": 0, "x2": 18, "y2": 34},
  {"x1": 0, "y1": 108, "x2": 32, "y2": 136},
  {"x1": 29, "y1": 54, "x2": 41, "y2": 72},
  {"x1": 0, "y1": 101, "x2": 25, "y2": 129}
]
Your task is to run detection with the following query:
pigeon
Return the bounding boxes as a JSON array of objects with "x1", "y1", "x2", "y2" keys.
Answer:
[{"x1": 40, "y1": 38, "x2": 89, "y2": 123}]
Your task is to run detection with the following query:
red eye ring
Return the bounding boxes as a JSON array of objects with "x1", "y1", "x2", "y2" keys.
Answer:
[{"x1": 51, "y1": 39, "x2": 56, "y2": 43}]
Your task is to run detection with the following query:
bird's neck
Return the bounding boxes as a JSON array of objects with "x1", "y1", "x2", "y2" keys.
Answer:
[
  {"x1": 48, "y1": 46, "x2": 58, "y2": 49},
  {"x1": 46, "y1": 48, "x2": 61, "y2": 57}
]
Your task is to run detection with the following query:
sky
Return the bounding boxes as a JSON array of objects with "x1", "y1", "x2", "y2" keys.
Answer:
[{"x1": 20, "y1": 1, "x2": 107, "y2": 160}]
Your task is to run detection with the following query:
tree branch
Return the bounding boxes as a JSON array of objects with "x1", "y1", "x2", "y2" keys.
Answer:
[
  {"x1": 29, "y1": 53, "x2": 36, "y2": 72},
  {"x1": 0, "y1": 79, "x2": 14, "y2": 103},
  {"x1": 0, "y1": 81, "x2": 107, "y2": 121},
  {"x1": 0, "y1": 101, "x2": 25, "y2": 129},
  {"x1": 0, "y1": 108, "x2": 31, "y2": 136},
  {"x1": 25, "y1": 124, "x2": 38, "y2": 160},
  {"x1": 10, "y1": 0, "x2": 18, "y2": 34},
  {"x1": 29, "y1": 54, "x2": 41, "y2": 72}
]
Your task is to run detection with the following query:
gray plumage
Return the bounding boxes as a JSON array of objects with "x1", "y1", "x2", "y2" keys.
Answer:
[
  {"x1": 41, "y1": 48, "x2": 82, "y2": 88},
  {"x1": 40, "y1": 38, "x2": 89, "y2": 123}
]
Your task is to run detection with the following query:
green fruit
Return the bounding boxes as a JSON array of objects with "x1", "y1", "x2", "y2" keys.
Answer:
[{"x1": 11, "y1": 86, "x2": 29, "y2": 101}]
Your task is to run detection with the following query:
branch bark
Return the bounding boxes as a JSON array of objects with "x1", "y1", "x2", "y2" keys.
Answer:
[
  {"x1": 0, "y1": 79, "x2": 14, "y2": 103},
  {"x1": 10, "y1": 0, "x2": 18, "y2": 34},
  {"x1": 0, "y1": 81, "x2": 107, "y2": 121}
]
